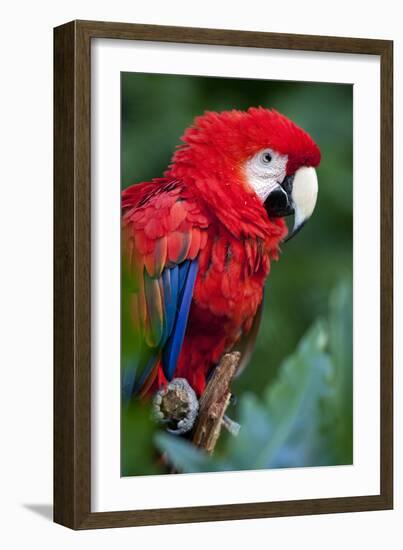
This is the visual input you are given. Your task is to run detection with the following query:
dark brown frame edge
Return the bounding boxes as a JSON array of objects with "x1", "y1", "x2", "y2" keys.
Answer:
[{"x1": 54, "y1": 19, "x2": 393, "y2": 530}]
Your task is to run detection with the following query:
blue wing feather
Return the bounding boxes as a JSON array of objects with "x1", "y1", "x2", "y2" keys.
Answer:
[
  {"x1": 161, "y1": 266, "x2": 179, "y2": 344},
  {"x1": 178, "y1": 259, "x2": 191, "y2": 295},
  {"x1": 125, "y1": 258, "x2": 199, "y2": 400},
  {"x1": 162, "y1": 259, "x2": 198, "y2": 380}
]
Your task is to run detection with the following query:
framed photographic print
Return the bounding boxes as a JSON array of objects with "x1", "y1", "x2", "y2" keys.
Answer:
[{"x1": 54, "y1": 20, "x2": 393, "y2": 529}]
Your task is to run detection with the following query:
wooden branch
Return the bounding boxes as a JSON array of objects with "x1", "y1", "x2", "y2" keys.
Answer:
[{"x1": 191, "y1": 351, "x2": 240, "y2": 454}]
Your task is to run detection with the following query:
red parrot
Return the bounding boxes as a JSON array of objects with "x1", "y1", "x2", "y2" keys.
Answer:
[{"x1": 122, "y1": 107, "x2": 321, "y2": 404}]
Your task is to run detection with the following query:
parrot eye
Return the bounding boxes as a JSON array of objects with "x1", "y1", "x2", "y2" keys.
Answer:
[
  {"x1": 261, "y1": 151, "x2": 273, "y2": 164},
  {"x1": 245, "y1": 149, "x2": 288, "y2": 202}
]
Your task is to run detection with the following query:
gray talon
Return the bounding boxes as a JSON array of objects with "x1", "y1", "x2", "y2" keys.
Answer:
[{"x1": 152, "y1": 378, "x2": 199, "y2": 435}]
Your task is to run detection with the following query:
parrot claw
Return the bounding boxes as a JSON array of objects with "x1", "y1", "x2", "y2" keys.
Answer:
[{"x1": 152, "y1": 378, "x2": 199, "y2": 435}]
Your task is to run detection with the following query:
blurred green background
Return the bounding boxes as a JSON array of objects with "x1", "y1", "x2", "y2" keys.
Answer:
[{"x1": 121, "y1": 73, "x2": 353, "y2": 476}]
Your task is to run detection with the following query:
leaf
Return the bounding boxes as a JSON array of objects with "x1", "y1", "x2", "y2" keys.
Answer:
[
  {"x1": 154, "y1": 432, "x2": 222, "y2": 473},
  {"x1": 228, "y1": 321, "x2": 331, "y2": 470},
  {"x1": 121, "y1": 402, "x2": 163, "y2": 476},
  {"x1": 321, "y1": 279, "x2": 353, "y2": 464},
  {"x1": 224, "y1": 393, "x2": 273, "y2": 470},
  {"x1": 203, "y1": 321, "x2": 332, "y2": 472}
]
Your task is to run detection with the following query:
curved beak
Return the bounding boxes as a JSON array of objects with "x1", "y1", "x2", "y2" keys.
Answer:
[{"x1": 264, "y1": 166, "x2": 318, "y2": 242}]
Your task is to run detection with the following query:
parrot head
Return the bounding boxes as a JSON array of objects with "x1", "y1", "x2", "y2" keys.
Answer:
[
  {"x1": 240, "y1": 108, "x2": 320, "y2": 240},
  {"x1": 168, "y1": 107, "x2": 321, "y2": 241}
]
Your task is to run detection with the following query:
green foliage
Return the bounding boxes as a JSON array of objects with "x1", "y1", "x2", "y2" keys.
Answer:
[
  {"x1": 155, "y1": 281, "x2": 353, "y2": 472},
  {"x1": 154, "y1": 433, "x2": 220, "y2": 474},
  {"x1": 121, "y1": 401, "x2": 163, "y2": 476},
  {"x1": 324, "y1": 282, "x2": 353, "y2": 464}
]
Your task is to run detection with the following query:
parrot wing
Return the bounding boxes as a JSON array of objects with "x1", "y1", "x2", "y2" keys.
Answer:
[{"x1": 122, "y1": 180, "x2": 209, "y2": 400}]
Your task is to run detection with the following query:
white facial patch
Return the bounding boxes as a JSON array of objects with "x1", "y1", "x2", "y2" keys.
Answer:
[{"x1": 244, "y1": 149, "x2": 288, "y2": 202}]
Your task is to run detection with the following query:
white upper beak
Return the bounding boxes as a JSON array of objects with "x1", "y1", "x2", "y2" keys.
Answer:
[{"x1": 287, "y1": 166, "x2": 318, "y2": 240}]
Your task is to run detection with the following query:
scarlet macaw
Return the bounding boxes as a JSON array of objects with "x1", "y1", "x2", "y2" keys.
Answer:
[{"x1": 122, "y1": 107, "x2": 321, "y2": 403}]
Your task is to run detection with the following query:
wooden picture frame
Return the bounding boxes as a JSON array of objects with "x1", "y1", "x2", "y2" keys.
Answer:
[{"x1": 54, "y1": 19, "x2": 393, "y2": 529}]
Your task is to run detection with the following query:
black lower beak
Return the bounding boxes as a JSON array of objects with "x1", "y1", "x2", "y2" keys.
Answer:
[
  {"x1": 264, "y1": 191, "x2": 303, "y2": 243},
  {"x1": 264, "y1": 174, "x2": 295, "y2": 219},
  {"x1": 264, "y1": 187, "x2": 294, "y2": 219},
  {"x1": 264, "y1": 175, "x2": 301, "y2": 242}
]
